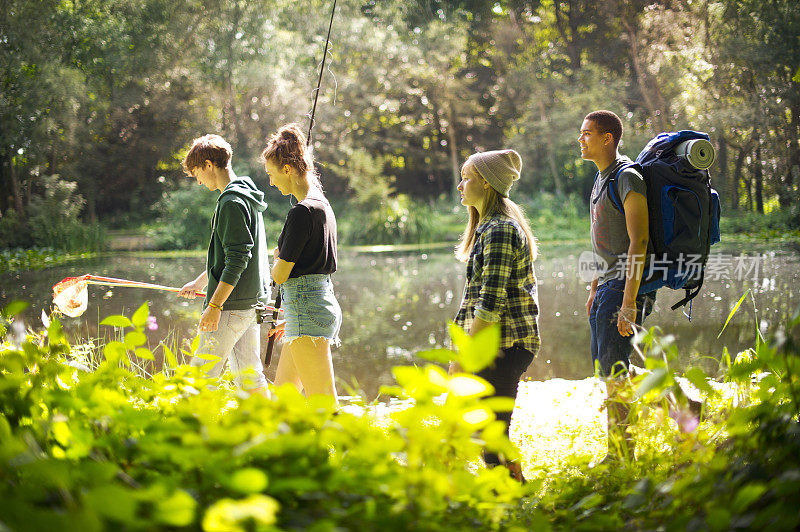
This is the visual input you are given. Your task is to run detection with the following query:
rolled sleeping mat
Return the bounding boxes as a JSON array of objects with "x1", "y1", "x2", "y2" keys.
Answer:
[{"x1": 675, "y1": 139, "x2": 715, "y2": 170}]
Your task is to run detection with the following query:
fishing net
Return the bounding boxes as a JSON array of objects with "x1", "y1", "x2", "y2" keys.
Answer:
[
  {"x1": 51, "y1": 273, "x2": 278, "y2": 319},
  {"x1": 52, "y1": 275, "x2": 90, "y2": 317}
]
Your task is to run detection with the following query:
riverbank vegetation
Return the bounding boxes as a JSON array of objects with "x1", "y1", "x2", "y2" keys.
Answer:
[
  {"x1": 1, "y1": 0, "x2": 797, "y2": 259},
  {"x1": 147, "y1": 181, "x2": 590, "y2": 251},
  {"x1": 1, "y1": 299, "x2": 798, "y2": 530}
]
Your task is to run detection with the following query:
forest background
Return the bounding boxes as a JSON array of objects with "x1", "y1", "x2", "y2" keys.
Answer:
[{"x1": 1, "y1": 0, "x2": 799, "y2": 257}]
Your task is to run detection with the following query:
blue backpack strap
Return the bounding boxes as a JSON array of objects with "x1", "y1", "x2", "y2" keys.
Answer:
[{"x1": 606, "y1": 162, "x2": 639, "y2": 213}]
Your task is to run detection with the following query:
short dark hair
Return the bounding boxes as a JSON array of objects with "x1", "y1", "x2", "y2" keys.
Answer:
[
  {"x1": 182, "y1": 134, "x2": 232, "y2": 173},
  {"x1": 585, "y1": 110, "x2": 623, "y2": 147}
]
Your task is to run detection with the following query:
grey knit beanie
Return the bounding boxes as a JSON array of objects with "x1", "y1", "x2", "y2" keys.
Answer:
[{"x1": 467, "y1": 149, "x2": 522, "y2": 197}]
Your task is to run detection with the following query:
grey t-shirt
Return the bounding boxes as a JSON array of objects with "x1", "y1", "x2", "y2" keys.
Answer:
[{"x1": 590, "y1": 156, "x2": 648, "y2": 286}]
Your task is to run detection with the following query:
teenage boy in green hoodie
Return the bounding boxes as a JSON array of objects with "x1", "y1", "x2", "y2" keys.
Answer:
[{"x1": 178, "y1": 134, "x2": 271, "y2": 394}]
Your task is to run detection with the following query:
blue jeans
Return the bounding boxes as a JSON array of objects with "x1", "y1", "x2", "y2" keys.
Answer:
[{"x1": 589, "y1": 279, "x2": 655, "y2": 377}]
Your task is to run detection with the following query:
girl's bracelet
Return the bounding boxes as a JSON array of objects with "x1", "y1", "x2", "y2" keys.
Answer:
[{"x1": 207, "y1": 302, "x2": 223, "y2": 311}]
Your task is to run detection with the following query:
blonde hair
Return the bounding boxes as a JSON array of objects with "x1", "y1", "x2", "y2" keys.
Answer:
[
  {"x1": 456, "y1": 162, "x2": 538, "y2": 263},
  {"x1": 261, "y1": 123, "x2": 322, "y2": 190}
]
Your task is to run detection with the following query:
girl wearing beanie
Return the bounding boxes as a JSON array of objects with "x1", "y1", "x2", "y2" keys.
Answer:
[{"x1": 452, "y1": 149, "x2": 540, "y2": 481}]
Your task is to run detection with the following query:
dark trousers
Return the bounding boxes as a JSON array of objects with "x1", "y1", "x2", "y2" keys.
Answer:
[
  {"x1": 589, "y1": 279, "x2": 655, "y2": 377},
  {"x1": 477, "y1": 344, "x2": 535, "y2": 466}
]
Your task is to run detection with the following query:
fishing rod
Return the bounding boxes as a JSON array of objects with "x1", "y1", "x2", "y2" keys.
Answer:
[{"x1": 264, "y1": 0, "x2": 337, "y2": 367}]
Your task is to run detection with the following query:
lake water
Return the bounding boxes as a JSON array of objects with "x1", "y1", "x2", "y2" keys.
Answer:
[{"x1": 2, "y1": 241, "x2": 798, "y2": 398}]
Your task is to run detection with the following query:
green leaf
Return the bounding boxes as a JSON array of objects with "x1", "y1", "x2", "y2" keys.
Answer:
[
  {"x1": 131, "y1": 302, "x2": 150, "y2": 329},
  {"x1": 104, "y1": 341, "x2": 126, "y2": 364},
  {"x1": 461, "y1": 406, "x2": 493, "y2": 426},
  {"x1": 84, "y1": 485, "x2": 137, "y2": 522},
  {"x1": 571, "y1": 492, "x2": 603, "y2": 511},
  {"x1": 635, "y1": 367, "x2": 669, "y2": 398},
  {"x1": 449, "y1": 322, "x2": 500, "y2": 374},
  {"x1": 718, "y1": 290, "x2": 749, "y2": 338},
  {"x1": 153, "y1": 489, "x2": 197, "y2": 527},
  {"x1": 0, "y1": 352, "x2": 24, "y2": 374},
  {"x1": 416, "y1": 348, "x2": 454, "y2": 364},
  {"x1": 393, "y1": 366, "x2": 425, "y2": 389},
  {"x1": 124, "y1": 330, "x2": 147, "y2": 349},
  {"x1": 47, "y1": 318, "x2": 67, "y2": 346},
  {"x1": 378, "y1": 385, "x2": 403, "y2": 397},
  {"x1": 793, "y1": 66, "x2": 800, "y2": 83},
  {"x1": 480, "y1": 396, "x2": 516, "y2": 412},
  {"x1": 101, "y1": 315, "x2": 132, "y2": 328},
  {"x1": 228, "y1": 468, "x2": 269, "y2": 494},
  {"x1": 448, "y1": 321, "x2": 470, "y2": 353},
  {"x1": 706, "y1": 507, "x2": 730, "y2": 531},
  {"x1": 466, "y1": 324, "x2": 500, "y2": 372},
  {"x1": 727, "y1": 357, "x2": 761, "y2": 382},
  {"x1": 269, "y1": 477, "x2": 320, "y2": 493},
  {"x1": 2, "y1": 301, "x2": 29, "y2": 318},
  {"x1": 203, "y1": 495, "x2": 279, "y2": 530},
  {"x1": 164, "y1": 345, "x2": 177, "y2": 367},
  {"x1": 135, "y1": 348, "x2": 154, "y2": 361},
  {"x1": 684, "y1": 366, "x2": 715, "y2": 395},
  {"x1": 201, "y1": 361, "x2": 219, "y2": 373},
  {"x1": 190, "y1": 334, "x2": 201, "y2": 354},
  {"x1": 448, "y1": 375, "x2": 493, "y2": 398}
]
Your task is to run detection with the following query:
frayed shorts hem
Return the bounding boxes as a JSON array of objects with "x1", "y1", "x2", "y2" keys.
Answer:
[{"x1": 283, "y1": 334, "x2": 341, "y2": 348}]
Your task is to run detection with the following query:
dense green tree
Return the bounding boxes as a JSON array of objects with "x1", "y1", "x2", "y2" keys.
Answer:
[{"x1": 1, "y1": 0, "x2": 798, "y2": 245}]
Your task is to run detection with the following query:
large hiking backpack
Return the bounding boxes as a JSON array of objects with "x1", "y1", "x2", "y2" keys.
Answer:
[{"x1": 605, "y1": 130, "x2": 721, "y2": 319}]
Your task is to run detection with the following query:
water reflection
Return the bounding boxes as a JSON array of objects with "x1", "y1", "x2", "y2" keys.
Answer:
[{"x1": 1, "y1": 243, "x2": 798, "y2": 398}]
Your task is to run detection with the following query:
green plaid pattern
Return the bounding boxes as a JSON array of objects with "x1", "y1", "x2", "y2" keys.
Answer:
[{"x1": 455, "y1": 214, "x2": 540, "y2": 355}]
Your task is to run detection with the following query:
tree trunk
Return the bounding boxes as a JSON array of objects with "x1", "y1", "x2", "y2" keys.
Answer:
[
  {"x1": 224, "y1": 3, "x2": 243, "y2": 147},
  {"x1": 754, "y1": 141, "x2": 764, "y2": 214},
  {"x1": 553, "y1": 1, "x2": 581, "y2": 73},
  {"x1": 9, "y1": 154, "x2": 23, "y2": 216},
  {"x1": 538, "y1": 98, "x2": 563, "y2": 196},
  {"x1": 85, "y1": 193, "x2": 97, "y2": 223},
  {"x1": 0, "y1": 150, "x2": 7, "y2": 215},
  {"x1": 50, "y1": 142, "x2": 57, "y2": 175},
  {"x1": 622, "y1": 20, "x2": 666, "y2": 132},
  {"x1": 445, "y1": 100, "x2": 460, "y2": 202},
  {"x1": 782, "y1": 100, "x2": 800, "y2": 208},
  {"x1": 716, "y1": 136, "x2": 728, "y2": 204},
  {"x1": 732, "y1": 146, "x2": 747, "y2": 211}
]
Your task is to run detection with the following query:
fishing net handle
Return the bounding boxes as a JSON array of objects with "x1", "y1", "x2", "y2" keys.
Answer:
[
  {"x1": 74, "y1": 275, "x2": 282, "y2": 313},
  {"x1": 82, "y1": 275, "x2": 207, "y2": 297}
]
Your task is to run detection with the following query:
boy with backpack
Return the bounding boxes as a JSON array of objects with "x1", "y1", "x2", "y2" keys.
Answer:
[
  {"x1": 580, "y1": 110, "x2": 656, "y2": 377},
  {"x1": 580, "y1": 111, "x2": 721, "y2": 460},
  {"x1": 579, "y1": 110, "x2": 656, "y2": 459}
]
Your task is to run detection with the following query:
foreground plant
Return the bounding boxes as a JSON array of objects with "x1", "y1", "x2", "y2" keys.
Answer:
[
  {"x1": 525, "y1": 306, "x2": 800, "y2": 531},
  {"x1": 2, "y1": 299, "x2": 799, "y2": 530},
  {"x1": 0, "y1": 303, "x2": 524, "y2": 531}
]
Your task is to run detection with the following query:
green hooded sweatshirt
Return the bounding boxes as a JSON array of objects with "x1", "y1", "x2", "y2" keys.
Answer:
[{"x1": 205, "y1": 176, "x2": 271, "y2": 311}]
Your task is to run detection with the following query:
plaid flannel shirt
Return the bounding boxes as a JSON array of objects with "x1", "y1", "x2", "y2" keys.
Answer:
[{"x1": 455, "y1": 214, "x2": 540, "y2": 355}]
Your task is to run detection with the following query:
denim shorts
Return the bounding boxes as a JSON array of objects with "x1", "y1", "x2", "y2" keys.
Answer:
[
  {"x1": 192, "y1": 308, "x2": 268, "y2": 390},
  {"x1": 280, "y1": 274, "x2": 342, "y2": 346}
]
